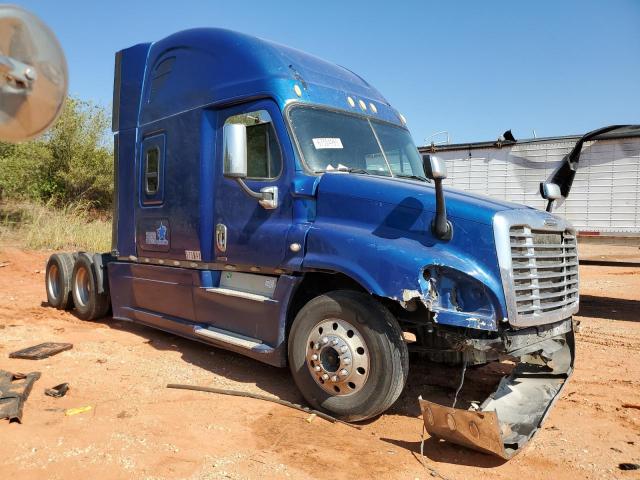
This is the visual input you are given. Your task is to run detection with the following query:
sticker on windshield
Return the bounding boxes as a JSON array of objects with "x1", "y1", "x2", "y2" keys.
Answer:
[{"x1": 312, "y1": 137, "x2": 343, "y2": 149}]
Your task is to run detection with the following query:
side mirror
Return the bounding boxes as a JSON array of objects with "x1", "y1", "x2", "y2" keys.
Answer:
[
  {"x1": 0, "y1": 5, "x2": 68, "y2": 142},
  {"x1": 540, "y1": 182, "x2": 562, "y2": 200},
  {"x1": 222, "y1": 122, "x2": 278, "y2": 210},
  {"x1": 422, "y1": 154, "x2": 447, "y2": 180},
  {"x1": 540, "y1": 182, "x2": 562, "y2": 213},
  {"x1": 223, "y1": 123, "x2": 248, "y2": 178}
]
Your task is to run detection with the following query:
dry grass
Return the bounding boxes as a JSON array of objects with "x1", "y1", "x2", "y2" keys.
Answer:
[{"x1": 0, "y1": 200, "x2": 111, "y2": 252}]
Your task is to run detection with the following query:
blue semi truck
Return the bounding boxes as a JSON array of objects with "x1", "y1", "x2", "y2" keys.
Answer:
[{"x1": 44, "y1": 28, "x2": 577, "y2": 458}]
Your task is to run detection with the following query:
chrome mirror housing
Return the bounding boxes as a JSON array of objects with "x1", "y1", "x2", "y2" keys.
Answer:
[
  {"x1": 222, "y1": 123, "x2": 248, "y2": 178},
  {"x1": 422, "y1": 154, "x2": 447, "y2": 180}
]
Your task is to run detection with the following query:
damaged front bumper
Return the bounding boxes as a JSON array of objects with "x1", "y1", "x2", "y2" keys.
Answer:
[{"x1": 419, "y1": 318, "x2": 575, "y2": 459}]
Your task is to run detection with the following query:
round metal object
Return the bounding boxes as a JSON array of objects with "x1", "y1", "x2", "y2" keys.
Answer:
[
  {"x1": 0, "y1": 5, "x2": 68, "y2": 142},
  {"x1": 46, "y1": 263, "x2": 60, "y2": 301},
  {"x1": 73, "y1": 265, "x2": 91, "y2": 308},
  {"x1": 305, "y1": 318, "x2": 370, "y2": 396}
]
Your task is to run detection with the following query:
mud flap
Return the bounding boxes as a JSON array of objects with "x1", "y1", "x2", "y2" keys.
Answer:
[{"x1": 419, "y1": 328, "x2": 575, "y2": 459}]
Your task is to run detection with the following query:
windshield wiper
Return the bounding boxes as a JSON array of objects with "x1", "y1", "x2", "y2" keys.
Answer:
[{"x1": 395, "y1": 173, "x2": 428, "y2": 182}]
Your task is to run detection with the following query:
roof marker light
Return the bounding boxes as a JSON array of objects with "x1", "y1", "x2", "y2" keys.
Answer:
[
  {"x1": 358, "y1": 99, "x2": 367, "y2": 111},
  {"x1": 294, "y1": 84, "x2": 302, "y2": 97},
  {"x1": 369, "y1": 103, "x2": 377, "y2": 113},
  {"x1": 347, "y1": 96, "x2": 355, "y2": 107}
]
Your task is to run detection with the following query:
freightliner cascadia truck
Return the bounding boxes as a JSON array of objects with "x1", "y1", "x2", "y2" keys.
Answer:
[{"x1": 44, "y1": 28, "x2": 577, "y2": 458}]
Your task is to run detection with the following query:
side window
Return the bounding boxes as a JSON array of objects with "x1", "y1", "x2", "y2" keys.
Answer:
[
  {"x1": 140, "y1": 134, "x2": 165, "y2": 205},
  {"x1": 225, "y1": 110, "x2": 282, "y2": 180},
  {"x1": 145, "y1": 147, "x2": 160, "y2": 194}
]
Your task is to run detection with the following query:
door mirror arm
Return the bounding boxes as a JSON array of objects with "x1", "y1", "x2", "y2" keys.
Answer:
[
  {"x1": 233, "y1": 178, "x2": 278, "y2": 210},
  {"x1": 422, "y1": 154, "x2": 452, "y2": 240}
]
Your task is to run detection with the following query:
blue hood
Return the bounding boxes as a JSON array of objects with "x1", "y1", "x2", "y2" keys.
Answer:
[{"x1": 315, "y1": 172, "x2": 528, "y2": 226}]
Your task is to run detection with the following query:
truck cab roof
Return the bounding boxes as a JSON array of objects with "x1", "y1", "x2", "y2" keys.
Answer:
[{"x1": 113, "y1": 28, "x2": 404, "y2": 131}]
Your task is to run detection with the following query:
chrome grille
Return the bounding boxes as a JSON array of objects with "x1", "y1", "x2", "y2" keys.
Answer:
[{"x1": 509, "y1": 226, "x2": 579, "y2": 318}]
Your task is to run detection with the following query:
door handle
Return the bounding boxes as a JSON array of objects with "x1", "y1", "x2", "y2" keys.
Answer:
[{"x1": 215, "y1": 223, "x2": 227, "y2": 252}]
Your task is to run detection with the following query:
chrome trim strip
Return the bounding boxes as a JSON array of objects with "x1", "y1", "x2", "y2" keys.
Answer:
[{"x1": 493, "y1": 209, "x2": 580, "y2": 328}]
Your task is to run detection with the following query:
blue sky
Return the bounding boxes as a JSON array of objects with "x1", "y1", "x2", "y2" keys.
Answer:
[{"x1": 20, "y1": 0, "x2": 640, "y2": 144}]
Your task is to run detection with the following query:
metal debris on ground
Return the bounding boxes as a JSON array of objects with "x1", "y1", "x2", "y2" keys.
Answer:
[
  {"x1": 44, "y1": 383, "x2": 69, "y2": 398},
  {"x1": 166, "y1": 383, "x2": 362, "y2": 429},
  {"x1": 619, "y1": 463, "x2": 640, "y2": 471},
  {"x1": 9, "y1": 342, "x2": 73, "y2": 360},
  {"x1": 0, "y1": 370, "x2": 41, "y2": 423}
]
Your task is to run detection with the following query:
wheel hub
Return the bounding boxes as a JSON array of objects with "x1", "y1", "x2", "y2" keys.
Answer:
[{"x1": 306, "y1": 318, "x2": 370, "y2": 396}]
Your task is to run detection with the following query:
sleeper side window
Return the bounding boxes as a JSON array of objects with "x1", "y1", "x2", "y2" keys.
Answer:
[
  {"x1": 224, "y1": 110, "x2": 282, "y2": 180},
  {"x1": 140, "y1": 134, "x2": 165, "y2": 205},
  {"x1": 145, "y1": 147, "x2": 160, "y2": 194}
]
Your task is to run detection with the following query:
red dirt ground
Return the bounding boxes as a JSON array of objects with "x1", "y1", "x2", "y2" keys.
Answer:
[{"x1": 0, "y1": 247, "x2": 639, "y2": 479}]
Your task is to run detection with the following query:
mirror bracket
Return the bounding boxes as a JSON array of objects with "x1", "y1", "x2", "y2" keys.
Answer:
[
  {"x1": 234, "y1": 178, "x2": 278, "y2": 210},
  {"x1": 0, "y1": 55, "x2": 36, "y2": 93}
]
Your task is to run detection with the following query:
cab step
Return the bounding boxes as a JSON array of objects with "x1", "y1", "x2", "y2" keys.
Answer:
[
  {"x1": 193, "y1": 325, "x2": 274, "y2": 353},
  {"x1": 204, "y1": 287, "x2": 276, "y2": 303}
]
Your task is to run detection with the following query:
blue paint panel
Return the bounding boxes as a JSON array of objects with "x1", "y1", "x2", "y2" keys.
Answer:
[
  {"x1": 214, "y1": 99, "x2": 295, "y2": 268},
  {"x1": 135, "y1": 109, "x2": 203, "y2": 260},
  {"x1": 302, "y1": 173, "x2": 513, "y2": 330},
  {"x1": 108, "y1": 262, "x2": 197, "y2": 322},
  {"x1": 113, "y1": 43, "x2": 150, "y2": 132},
  {"x1": 114, "y1": 128, "x2": 137, "y2": 257}
]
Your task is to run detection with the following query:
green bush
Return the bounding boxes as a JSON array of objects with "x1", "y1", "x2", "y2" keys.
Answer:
[{"x1": 0, "y1": 97, "x2": 113, "y2": 209}]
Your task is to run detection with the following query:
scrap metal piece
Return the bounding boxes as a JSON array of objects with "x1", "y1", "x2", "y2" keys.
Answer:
[
  {"x1": 9, "y1": 342, "x2": 72, "y2": 360},
  {"x1": 420, "y1": 329, "x2": 575, "y2": 459},
  {"x1": 44, "y1": 382, "x2": 69, "y2": 398},
  {"x1": 0, "y1": 370, "x2": 41, "y2": 422}
]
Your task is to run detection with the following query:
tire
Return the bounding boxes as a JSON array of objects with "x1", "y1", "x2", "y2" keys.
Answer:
[
  {"x1": 45, "y1": 253, "x2": 75, "y2": 309},
  {"x1": 288, "y1": 290, "x2": 409, "y2": 421},
  {"x1": 71, "y1": 253, "x2": 110, "y2": 320}
]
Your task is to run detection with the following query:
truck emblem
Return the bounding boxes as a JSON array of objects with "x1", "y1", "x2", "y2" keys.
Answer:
[
  {"x1": 544, "y1": 218, "x2": 558, "y2": 227},
  {"x1": 145, "y1": 221, "x2": 169, "y2": 246}
]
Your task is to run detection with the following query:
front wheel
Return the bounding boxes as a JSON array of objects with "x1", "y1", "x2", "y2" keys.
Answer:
[{"x1": 288, "y1": 290, "x2": 409, "y2": 421}]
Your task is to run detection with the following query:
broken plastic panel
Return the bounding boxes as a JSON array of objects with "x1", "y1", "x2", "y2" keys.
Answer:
[{"x1": 420, "y1": 330, "x2": 575, "y2": 459}]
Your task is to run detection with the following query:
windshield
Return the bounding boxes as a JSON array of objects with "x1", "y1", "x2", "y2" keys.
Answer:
[{"x1": 289, "y1": 106, "x2": 426, "y2": 180}]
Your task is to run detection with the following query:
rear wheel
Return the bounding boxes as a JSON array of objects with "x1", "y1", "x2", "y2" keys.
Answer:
[
  {"x1": 71, "y1": 254, "x2": 110, "y2": 320},
  {"x1": 45, "y1": 253, "x2": 75, "y2": 309},
  {"x1": 288, "y1": 290, "x2": 408, "y2": 421}
]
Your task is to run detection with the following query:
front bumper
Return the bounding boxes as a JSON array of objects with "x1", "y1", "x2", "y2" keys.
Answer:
[{"x1": 419, "y1": 319, "x2": 575, "y2": 459}]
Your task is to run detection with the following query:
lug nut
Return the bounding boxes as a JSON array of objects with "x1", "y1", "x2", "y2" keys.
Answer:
[
  {"x1": 321, "y1": 336, "x2": 329, "y2": 345},
  {"x1": 340, "y1": 345, "x2": 348, "y2": 353},
  {"x1": 314, "y1": 365, "x2": 321, "y2": 372},
  {"x1": 331, "y1": 375, "x2": 338, "y2": 382},
  {"x1": 321, "y1": 373, "x2": 329, "y2": 381},
  {"x1": 343, "y1": 358, "x2": 351, "y2": 365},
  {"x1": 340, "y1": 369, "x2": 349, "y2": 377},
  {"x1": 311, "y1": 354, "x2": 318, "y2": 360},
  {"x1": 314, "y1": 343, "x2": 320, "y2": 350},
  {"x1": 331, "y1": 339, "x2": 338, "y2": 346}
]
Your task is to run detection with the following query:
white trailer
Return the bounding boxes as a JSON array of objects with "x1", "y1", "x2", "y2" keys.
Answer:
[{"x1": 419, "y1": 128, "x2": 640, "y2": 243}]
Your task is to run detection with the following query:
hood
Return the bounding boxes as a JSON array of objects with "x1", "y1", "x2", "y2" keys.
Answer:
[{"x1": 315, "y1": 172, "x2": 529, "y2": 226}]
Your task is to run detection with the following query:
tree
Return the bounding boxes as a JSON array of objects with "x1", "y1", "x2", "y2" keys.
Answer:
[{"x1": 0, "y1": 96, "x2": 113, "y2": 209}]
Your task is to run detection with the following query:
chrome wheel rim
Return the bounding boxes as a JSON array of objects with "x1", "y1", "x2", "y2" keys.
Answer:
[
  {"x1": 73, "y1": 266, "x2": 90, "y2": 307},
  {"x1": 46, "y1": 264, "x2": 60, "y2": 300},
  {"x1": 305, "y1": 318, "x2": 370, "y2": 396}
]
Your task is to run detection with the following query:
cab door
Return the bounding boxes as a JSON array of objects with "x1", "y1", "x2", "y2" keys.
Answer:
[{"x1": 214, "y1": 100, "x2": 293, "y2": 269}]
